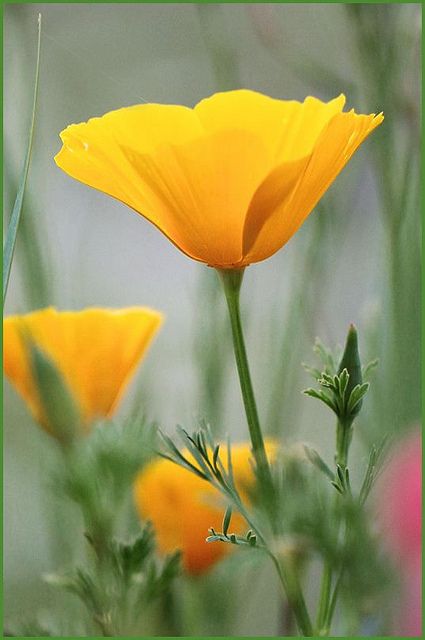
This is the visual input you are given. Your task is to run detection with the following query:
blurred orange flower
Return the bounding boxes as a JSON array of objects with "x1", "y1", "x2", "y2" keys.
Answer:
[
  {"x1": 3, "y1": 307, "x2": 163, "y2": 435},
  {"x1": 134, "y1": 440, "x2": 277, "y2": 575},
  {"x1": 55, "y1": 90, "x2": 383, "y2": 268}
]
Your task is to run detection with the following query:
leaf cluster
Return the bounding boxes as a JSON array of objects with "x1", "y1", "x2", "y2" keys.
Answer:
[
  {"x1": 304, "y1": 436, "x2": 387, "y2": 508},
  {"x1": 303, "y1": 329, "x2": 376, "y2": 424},
  {"x1": 45, "y1": 524, "x2": 181, "y2": 635},
  {"x1": 304, "y1": 369, "x2": 369, "y2": 424},
  {"x1": 159, "y1": 425, "x2": 259, "y2": 535},
  {"x1": 206, "y1": 506, "x2": 260, "y2": 549},
  {"x1": 56, "y1": 418, "x2": 155, "y2": 522},
  {"x1": 330, "y1": 464, "x2": 352, "y2": 496}
]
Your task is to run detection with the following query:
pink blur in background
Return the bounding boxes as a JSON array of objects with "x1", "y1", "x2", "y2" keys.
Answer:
[{"x1": 377, "y1": 429, "x2": 422, "y2": 636}]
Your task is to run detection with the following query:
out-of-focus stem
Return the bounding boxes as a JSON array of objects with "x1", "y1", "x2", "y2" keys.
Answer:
[
  {"x1": 324, "y1": 565, "x2": 344, "y2": 634},
  {"x1": 316, "y1": 561, "x2": 332, "y2": 634},
  {"x1": 270, "y1": 552, "x2": 314, "y2": 637},
  {"x1": 318, "y1": 416, "x2": 354, "y2": 634},
  {"x1": 3, "y1": 14, "x2": 42, "y2": 303}
]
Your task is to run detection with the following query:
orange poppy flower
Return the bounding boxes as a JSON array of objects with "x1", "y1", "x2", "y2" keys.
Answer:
[
  {"x1": 3, "y1": 307, "x2": 163, "y2": 435},
  {"x1": 134, "y1": 440, "x2": 277, "y2": 575},
  {"x1": 55, "y1": 90, "x2": 383, "y2": 268}
]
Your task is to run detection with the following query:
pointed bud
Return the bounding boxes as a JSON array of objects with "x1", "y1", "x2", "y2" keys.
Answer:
[{"x1": 338, "y1": 324, "x2": 363, "y2": 417}]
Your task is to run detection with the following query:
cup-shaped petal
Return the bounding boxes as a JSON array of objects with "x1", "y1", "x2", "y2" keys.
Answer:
[
  {"x1": 4, "y1": 307, "x2": 163, "y2": 434},
  {"x1": 55, "y1": 90, "x2": 383, "y2": 268},
  {"x1": 243, "y1": 110, "x2": 384, "y2": 263}
]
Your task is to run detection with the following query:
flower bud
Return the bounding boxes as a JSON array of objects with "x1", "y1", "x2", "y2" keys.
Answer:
[{"x1": 338, "y1": 324, "x2": 363, "y2": 417}]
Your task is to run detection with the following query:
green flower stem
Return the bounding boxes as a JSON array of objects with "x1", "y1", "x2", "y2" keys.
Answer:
[
  {"x1": 61, "y1": 448, "x2": 117, "y2": 636},
  {"x1": 218, "y1": 268, "x2": 313, "y2": 636},
  {"x1": 316, "y1": 561, "x2": 332, "y2": 634},
  {"x1": 314, "y1": 417, "x2": 354, "y2": 635},
  {"x1": 217, "y1": 268, "x2": 273, "y2": 490},
  {"x1": 317, "y1": 417, "x2": 354, "y2": 634},
  {"x1": 324, "y1": 566, "x2": 344, "y2": 634},
  {"x1": 269, "y1": 552, "x2": 314, "y2": 637},
  {"x1": 335, "y1": 418, "x2": 353, "y2": 468}
]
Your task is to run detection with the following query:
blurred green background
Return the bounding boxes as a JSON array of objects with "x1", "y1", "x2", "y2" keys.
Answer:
[{"x1": 4, "y1": 2, "x2": 421, "y2": 635}]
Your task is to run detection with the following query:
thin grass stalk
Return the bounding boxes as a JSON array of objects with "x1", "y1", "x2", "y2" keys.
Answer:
[{"x1": 3, "y1": 14, "x2": 41, "y2": 304}]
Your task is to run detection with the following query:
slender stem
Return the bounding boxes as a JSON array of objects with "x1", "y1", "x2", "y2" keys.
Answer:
[
  {"x1": 217, "y1": 268, "x2": 272, "y2": 489},
  {"x1": 324, "y1": 566, "x2": 344, "y2": 633},
  {"x1": 3, "y1": 14, "x2": 42, "y2": 303},
  {"x1": 94, "y1": 615, "x2": 114, "y2": 637},
  {"x1": 335, "y1": 419, "x2": 353, "y2": 468},
  {"x1": 314, "y1": 418, "x2": 352, "y2": 636},
  {"x1": 316, "y1": 561, "x2": 332, "y2": 634},
  {"x1": 269, "y1": 552, "x2": 314, "y2": 637},
  {"x1": 319, "y1": 418, "x2": 354, "y2": 634},
  {"x1": 217, "y1": 268, "x2": 313, "y2": 636},
  {"x1": 280, "y1": 597, "x2": 296, "y2": 636}
]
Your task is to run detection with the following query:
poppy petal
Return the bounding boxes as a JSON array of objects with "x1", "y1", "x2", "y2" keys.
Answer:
[
  {"x1": 4, "y1": 307, "x2": 163, "y2": 431},
  {"x1": 244, "y1": 110, "x2": 384, "y2": 264}
]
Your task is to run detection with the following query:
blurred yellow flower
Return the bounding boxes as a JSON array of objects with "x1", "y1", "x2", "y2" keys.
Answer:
[
  {"x1": 3, "y1": 307, "x2": 163, "y2": 434},
  {"x1": 55, "y1": 90, "x2": 383, "y2": 268},
  {"x1": 134, "y1": 440, "x2": 277, "y2": 575}
]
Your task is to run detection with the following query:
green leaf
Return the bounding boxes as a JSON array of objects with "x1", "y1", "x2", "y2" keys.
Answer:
[
  {"x1": 206, "y1": 535, "x2": 221, "y2": 543},
  {"x1": 159, "y1": 550, "x2": 181, "y2": 582},
  {"x1": 303, "y1": 388, "x2": 337, "y2": 413},
  {"x1": 304, "y1": 445, "x2": 334, "y2": 480},
  {"x1": 302, "y1": 362, "x2": 322, "y2": 380},
  {"x1": 347, "y1": 382, "x2": 370, "y2": 414},
  {"x1": 345, "y1": 467, "x2": 351, "y2": 494},
  {"x1": 213, "y1": 444, "x2": 220, "y2": 468},
  {"x1": 339, "y1": 368, "x2": 349, "y2": 402},
  {"x1": 3, "y1": 14, "x2": 42, "y2": 303},
  {"x1": 196, "y1": 430, "x2": 207, "y2": 458},
  {"x1": 359, "y1": 436, "x2": 388, "y2": 504},
  {"x1": 45, "y1": 568, "x2": 103, "y2": 617},
  {"x1": 158, "y1": 430, "x2": 209, "y2": 480},
  {"x1": 28, "y1": 340, "x2": 81, "y2": 445},
  {"x1": 226, "y1": 435, "x2": 234, "y2": 481},
  {"x1": 362, "y1": 358, "x2": 379, "y2": 379},
  {"x1": 145, "y1": 551, "x2": 181, "y2": 602},
  {"x1": 331, "y1": 481, "x2": 344, "y2": 495},
  {"x1": 206, "y1": 527, "x2": 262, "y2": 550},
  {"x1": 313, "y1": 338, "x2": 336, "y2": 372},
  {"x1": 177, "y1": 428, "x2": 211, "y2": 477},
  {"x1": 319, "y1": 372, "x2": 335, "y2": 387},
  {"x1": 248, "y1": 534, "x2": 257, "y2": 547},
  {"x1": 115, "y1": 525, "x2": 155, "y2": 580},
  {"x1": 337, "y1": 464, "x2": 345, "y2": 484},
  {"x1": 222, "y1": 505, "x2": 232, "y2": 536}
]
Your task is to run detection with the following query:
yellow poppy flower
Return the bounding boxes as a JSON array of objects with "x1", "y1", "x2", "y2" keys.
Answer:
[
  {"x1": 3, "y1": 307, "x2": 163, "y2": 434},
  {"x1": 134, "y1": 440, "x2": 277, "y2": 575},
  {"x1": 55, "y1": 90, "x2": 383, "y2": 268}
]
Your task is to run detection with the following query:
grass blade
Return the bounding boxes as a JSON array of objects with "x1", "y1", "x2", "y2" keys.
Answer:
[{"x1": 3, "y1": 14, "x2": 42, "y2": 304}]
